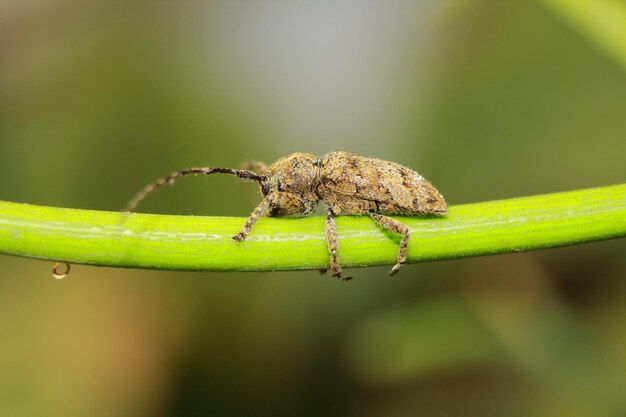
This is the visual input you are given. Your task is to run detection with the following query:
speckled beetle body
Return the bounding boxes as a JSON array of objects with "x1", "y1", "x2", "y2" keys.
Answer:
[{"x1": 125, "y1": 151, "x2": 447, "y2": 281}]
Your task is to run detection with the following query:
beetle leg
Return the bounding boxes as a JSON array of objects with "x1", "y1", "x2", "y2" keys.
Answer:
[
  {"x1": 324, "y1": 208, "x2": 352, "y2": 281},
  {"x1": 232, "y1": 197, "x2": 271, "y2": 242},
  {"x1": 369, "y1": 212, "x2": 409, "y2": 276},
  {"x1": 242, "y1": 161, "x2": 267, "y2": 175}
]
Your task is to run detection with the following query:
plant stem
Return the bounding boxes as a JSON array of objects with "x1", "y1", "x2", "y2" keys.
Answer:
[
  {"x1": 538, "y1": 0, "x2": 626, "y2": 71},
  {"x1": 0, "y1": 184, "x2": 625, "y2": 272}
]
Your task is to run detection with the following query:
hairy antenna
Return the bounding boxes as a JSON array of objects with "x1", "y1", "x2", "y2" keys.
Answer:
[{"x1": 124, "y1": 167, "x2": 263, "y2": 213}]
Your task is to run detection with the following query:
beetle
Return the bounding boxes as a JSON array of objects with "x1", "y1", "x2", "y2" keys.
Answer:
[{"x1": 124, "y1": 151, "x2": 447, "y2": 280}]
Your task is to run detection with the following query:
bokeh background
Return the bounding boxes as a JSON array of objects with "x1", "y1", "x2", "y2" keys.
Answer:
[{"x1": 1, "y1": 1, "x2": 626, "y2": 416}]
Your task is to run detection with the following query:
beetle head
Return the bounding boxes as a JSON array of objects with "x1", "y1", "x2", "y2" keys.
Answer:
[{"x1": 259, "y1": 152, "x2": 320, "y2": 216}]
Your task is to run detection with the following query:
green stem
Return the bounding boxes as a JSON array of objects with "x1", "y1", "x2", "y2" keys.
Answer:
[
  {"x1": 538, "y1": 0, "x2": 626, "y2": 71},
  {"x1": 1, "y1": 184, "x2": 625, "y2": 272}
]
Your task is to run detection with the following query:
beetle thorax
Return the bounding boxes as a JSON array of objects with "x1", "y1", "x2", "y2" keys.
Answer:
[{"x1": 263, "y1": 152, "x2": 320, "y2": 215}]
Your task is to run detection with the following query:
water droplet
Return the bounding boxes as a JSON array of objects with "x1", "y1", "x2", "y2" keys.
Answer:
[{"x1": 52, "y1": 262, "x2": 71, "y2": 280}]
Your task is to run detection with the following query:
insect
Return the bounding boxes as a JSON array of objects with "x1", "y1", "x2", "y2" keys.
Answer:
[{"x1": 124, "y1": 152, "x2": 447, "y2": 280}]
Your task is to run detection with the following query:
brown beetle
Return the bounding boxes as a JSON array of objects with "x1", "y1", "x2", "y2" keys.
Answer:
[{"x1": 125, "y1": 151, "x2": 447, "y2": 280}]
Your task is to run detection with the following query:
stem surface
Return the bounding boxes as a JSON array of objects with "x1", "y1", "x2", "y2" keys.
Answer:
[{"x1": 0, "y1": 184, "x2": 625, "y2": 272}]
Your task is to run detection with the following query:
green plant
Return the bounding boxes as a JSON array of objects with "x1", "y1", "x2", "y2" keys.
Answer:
[{"x1": 0, "y1": 184, "x2": 624, "y2": 272}]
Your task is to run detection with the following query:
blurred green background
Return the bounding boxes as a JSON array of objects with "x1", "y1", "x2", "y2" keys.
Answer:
[{"x1": 1, "y1": 1, "x2": 626, "y2": 416}]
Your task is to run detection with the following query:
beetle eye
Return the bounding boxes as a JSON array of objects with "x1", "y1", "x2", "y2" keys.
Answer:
[{"x1": 261, "y1": 182, "x2": 271, "y2": 196}]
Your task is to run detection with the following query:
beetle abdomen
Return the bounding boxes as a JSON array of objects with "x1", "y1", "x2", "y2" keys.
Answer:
[{"x1": 317, "y1": 151, "x2": 446, "y2": 215}]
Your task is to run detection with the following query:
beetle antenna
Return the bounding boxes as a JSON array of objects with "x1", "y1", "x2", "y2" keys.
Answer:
[{"x1": 123, "y1": 167, "x2": 263, "y2": 212}]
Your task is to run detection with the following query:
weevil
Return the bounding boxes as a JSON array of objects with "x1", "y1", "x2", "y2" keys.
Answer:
[{"x1": 124, "y1": 152, "x2": 447, "y2": 280}]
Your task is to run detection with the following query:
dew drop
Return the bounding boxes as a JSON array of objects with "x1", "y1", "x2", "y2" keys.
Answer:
[{"x1": 52, "y1": 262, "x2": 71, "y2": 280}]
